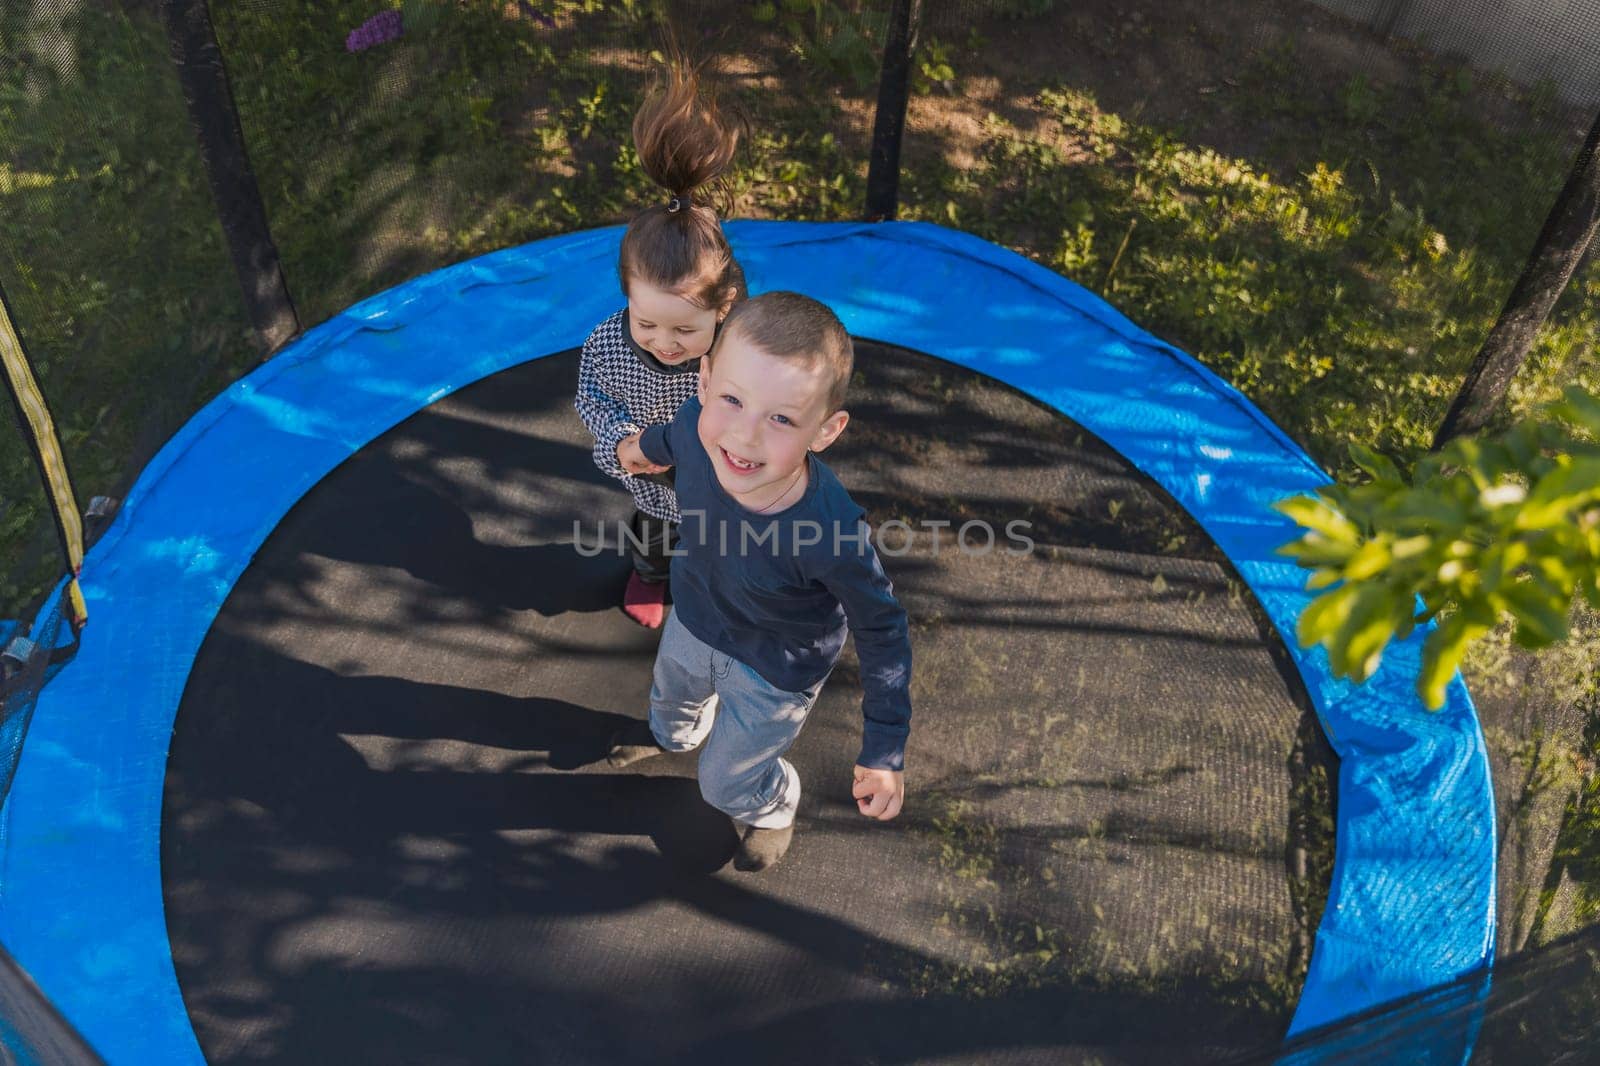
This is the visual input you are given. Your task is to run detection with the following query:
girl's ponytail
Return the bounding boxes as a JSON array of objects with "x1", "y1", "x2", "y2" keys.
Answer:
[
  {"x1": 619, "y1": 48, "x2": 745, "y2": 313},
  {"x1": 632, "y1": 50, "x2": 739, "y2": 202}
]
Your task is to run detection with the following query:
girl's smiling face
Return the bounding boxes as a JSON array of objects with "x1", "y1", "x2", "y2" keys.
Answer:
[
  {"x1": 626, "y1": 279, "x2": 723, "y2": 365},
  {"x1": 695, "y1": 329, "x2": 849, "y2": 511}
]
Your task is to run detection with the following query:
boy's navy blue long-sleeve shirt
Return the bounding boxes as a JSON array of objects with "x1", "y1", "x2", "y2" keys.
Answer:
[{"x1": 639, "y1": 396, "x2": 912, "y2": 771}]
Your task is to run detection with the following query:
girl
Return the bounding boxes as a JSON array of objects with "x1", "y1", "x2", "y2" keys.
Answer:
[{"x1": 573, "y1": 49, "x2": 746, "y2": 629}]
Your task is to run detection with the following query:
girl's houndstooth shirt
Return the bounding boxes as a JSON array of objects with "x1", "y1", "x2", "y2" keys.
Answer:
[{"x1": 574, "y1": 308, "x2": 700, "y2": 522}]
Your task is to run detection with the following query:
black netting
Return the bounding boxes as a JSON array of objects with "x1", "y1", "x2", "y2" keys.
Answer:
[
  {"x1": 1, "y1": 0, "x2": 1598, "y2": 1061},
  {"x1": 207, "y1": 0, "x2": 890, "y2": 324},
  {"x1": 0, "y1": 1, "x2": 257, "y2": 618},
  {"x1": 914, "y1": 0, "x2": 1596, "y2": 468},
  {"x1": 1370, "y1": 0, "x2": 1600, "y2": 126}
]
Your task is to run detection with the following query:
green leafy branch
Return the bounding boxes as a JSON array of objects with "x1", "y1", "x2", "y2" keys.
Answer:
[{"x1": 1277, "y1": 387, "x2": 1600, "y2": 708}]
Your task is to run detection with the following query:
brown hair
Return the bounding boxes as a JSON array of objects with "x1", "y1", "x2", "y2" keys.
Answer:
[
  {"x1": 618, "y1": 48, "x2": 745, "y2": 313},
  {"x1": 715, "y1": 292, "x2": 855, "y2": 413}
]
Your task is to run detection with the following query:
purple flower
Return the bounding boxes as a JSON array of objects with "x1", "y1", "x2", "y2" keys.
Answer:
[{"x1": 345, "y1": 9, "x2": 403, "y2": 53}]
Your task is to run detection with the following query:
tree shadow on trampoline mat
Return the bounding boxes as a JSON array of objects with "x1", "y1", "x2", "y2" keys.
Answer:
[{"x1": 164, "y1": 638, "x2": 1295, "y2": 1064}]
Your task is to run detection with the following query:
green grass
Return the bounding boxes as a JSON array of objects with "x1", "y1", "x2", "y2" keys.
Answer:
[
  {"x1": 0, "y1": 2, "x2": 258, "y2": 613},
  {"x1": 897, "y1": 76, "x2": 1598, "y2": 479}
]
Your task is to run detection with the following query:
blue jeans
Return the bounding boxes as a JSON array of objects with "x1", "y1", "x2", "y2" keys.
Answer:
[{"x1": 649, "y1": 611, "x2": 827, "y2": 829}]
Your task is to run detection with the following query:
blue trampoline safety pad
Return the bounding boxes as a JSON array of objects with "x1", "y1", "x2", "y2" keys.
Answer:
[{"x1": 0, "y1": 221, "x2": 1494, "y2": 1062}]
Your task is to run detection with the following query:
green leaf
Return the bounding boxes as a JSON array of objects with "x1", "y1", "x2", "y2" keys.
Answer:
[
  {"x1": 1306, "y1": 568, "x2": 1343, "y2": 590},
  {"x1": 1460, "y1": 596, "x2": 1500, "y2": 628},
  {"x1": 1349, "y1": 441, "x2": 1402, "y2": 484},
  {"x1": 1517, "y1": 458, "x2": 1600, "y2": 530},
  {"x1": 1502, "y1": 578, "x2": 1569, "y2": 648},
  {"x1": 1478, "y1": 539, "x2": 1525, "y2": 595},
  {"x1": 1331, "y1": 584, "x2": 1400, "y2": 682},
  {"x1": 1500, "y1": 422, "x2": 1544, "y2": 471},
  {"x1": 1419, "y1": 614, "x2": 1486, "y2": 710},
  {"x1": 1274, "y1": 493, "x2": 1360, "y2": 543},
  {"x1": 1391, "y1": 534, "x2": 1433, "y2": 560},
  {"x1": 1391, "y1": 492, "x2": 1467, "y2": 528},
  {"x1": 1278, "y1": 531, "x2": 1357, "y2": 568},
  {"x1": 1297, "y1": 582, "x2": 1358, "y2": 650},
  {"x1": 1343, "y1": 538, "x2": 1392, "y2": 581}
]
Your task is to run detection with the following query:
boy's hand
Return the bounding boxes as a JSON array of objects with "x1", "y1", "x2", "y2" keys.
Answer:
[
  {"x1": 852, "y1": 765, "x2": 905, "y2": 821},
  {"x1": 617, "y1": 432, "x2": 669, "y2": 475}
]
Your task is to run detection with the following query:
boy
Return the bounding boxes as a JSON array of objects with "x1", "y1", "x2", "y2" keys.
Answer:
[{"x1": 607, "y1": 291, "x2": 911, "y2": 871}]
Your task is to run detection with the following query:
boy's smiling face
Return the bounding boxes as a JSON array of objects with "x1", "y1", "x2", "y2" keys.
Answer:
[
  {"x1": 696, "y1": 328, "x2": 849, "y2": 509},
  {"x1": 626, "y1": 278, "x2": 722, "y2": 365}
]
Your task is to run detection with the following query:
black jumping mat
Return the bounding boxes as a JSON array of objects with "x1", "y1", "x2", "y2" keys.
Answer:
[{"x1": 163, "y1": 342, "x2": 1332, "y2": 1064}]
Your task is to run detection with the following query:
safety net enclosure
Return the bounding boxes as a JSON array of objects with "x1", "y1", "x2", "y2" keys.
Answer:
[
  {"x1": 0, "y1": 221, "x2": 1490, "y2": 1063},
  {"x1": 4, "y1": 0, "x2": 1600, "y2": 1062}
]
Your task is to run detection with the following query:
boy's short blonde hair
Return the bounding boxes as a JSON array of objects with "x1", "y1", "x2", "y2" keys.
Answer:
[{"x1": 714, "y1": 292, "x2": 854, "y2": 413}]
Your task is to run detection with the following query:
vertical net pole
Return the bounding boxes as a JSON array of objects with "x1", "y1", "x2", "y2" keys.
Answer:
[
  {"x1": 159, "y1": 0, "x2": 301, "y2": 355},
  {"x1": 1434, "y1": 109, "x2": 1600, "y2": 446},
  {"x1": 864, "y1": 0, "x2": 919, "y2": 221}
]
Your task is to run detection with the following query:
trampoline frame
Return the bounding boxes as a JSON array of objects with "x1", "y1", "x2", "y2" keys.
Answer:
[{"x1": 0, "y1": 221, "x2": 1496, "y2": 1063}]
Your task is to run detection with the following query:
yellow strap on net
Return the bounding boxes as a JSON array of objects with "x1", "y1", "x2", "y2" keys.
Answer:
[{"x1": 0, "y1": 289, "x2": 87, "y2": 631}]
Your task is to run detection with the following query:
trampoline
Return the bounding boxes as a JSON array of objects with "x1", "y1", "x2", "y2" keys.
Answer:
[{"x1": 0, "y1": 222, "x2": 1496, "y2": 1063}]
